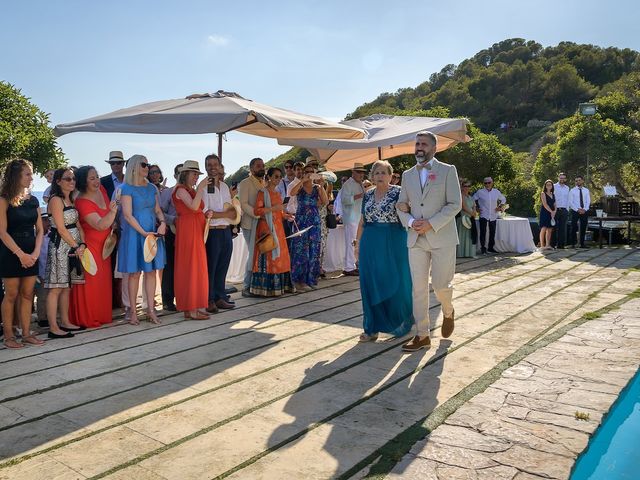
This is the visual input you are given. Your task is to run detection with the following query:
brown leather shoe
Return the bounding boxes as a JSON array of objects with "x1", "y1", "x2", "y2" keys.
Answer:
[
  {"x1": 215, "y1": 299, "x2": 235, "y2": 310},
  {"x1": 441, "y1": 309, "x2": 455, "y2": 338},
  {"x1": 401, "y1": 335, "x2": 431, "y2": 352},
  {"x1": 206, "y1": 302, "x2": 219, "y2": 314}
]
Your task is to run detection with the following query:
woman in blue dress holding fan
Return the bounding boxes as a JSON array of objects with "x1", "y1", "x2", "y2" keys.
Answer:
[
  {"x1": 354, "y1": 160, "x2": 413, "y2": 342},
  {"x1": 118, "y1": 154, "x2": 166, "y2": 325}
]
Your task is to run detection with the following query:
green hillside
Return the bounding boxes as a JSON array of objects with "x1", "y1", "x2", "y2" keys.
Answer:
[{"x1": 233, "y1": 39, "x2": 640, "y2": 217}]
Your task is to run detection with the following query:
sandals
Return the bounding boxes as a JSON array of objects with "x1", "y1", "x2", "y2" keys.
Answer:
[
  {"x1": 184, "y1": 311, "x2": 209, "y2": 320},
  {"x1": 3, "y1": 337, "x2": 24, "y2": 349},
  {"x1": 358, "y1": 333, "x2": 379, "y2": 343},
  {"x1": 147, "y1": 310, "x2": 162, "y2": 325},
  {"x1": 22, "y1": 334, "x2": 45, "y2": 346}
]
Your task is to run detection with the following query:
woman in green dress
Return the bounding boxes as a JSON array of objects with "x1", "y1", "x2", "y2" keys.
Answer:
[{"x1": 456, "y1": 179, "x2": 476, "y2": 258}]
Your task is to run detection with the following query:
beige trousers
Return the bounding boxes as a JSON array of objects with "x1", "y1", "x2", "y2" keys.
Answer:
[{"x1": 408, "y1": 236, "x2": 456, "y2": 337}]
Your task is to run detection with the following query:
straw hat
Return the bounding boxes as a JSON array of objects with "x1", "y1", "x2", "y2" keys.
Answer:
[
  {"x1": 143, "y1": 235, "x2": 159, "y2": 263},
  {"x1": 102, "y1": 229, "x2": 117, "y2": 259},
  {"x1": 223, "y1": 197, "x2": 242, "y2": 225},
  {"x1": 352, "y1": 162, "x2": 367, "y2": 172},
  {"x1": 305, "y1": 156, "x2": 319, "y2": 168},
  {"x1": 179, "y1": 160, "x2": 203, "y2": 174},
  {"x1": 80, "y1": 248, "x2": 97, "y2": 276},
  {"x1": 107, "y1": 151, "x2": 124, "y2": 163}
]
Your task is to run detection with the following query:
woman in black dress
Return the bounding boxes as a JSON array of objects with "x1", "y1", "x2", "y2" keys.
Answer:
[
  {"x1": 0, "y1": 159, "x2": 45, "y2": 348},
  {"x1": 539, "y1": 179, "x2": 556, "y2": 251}
]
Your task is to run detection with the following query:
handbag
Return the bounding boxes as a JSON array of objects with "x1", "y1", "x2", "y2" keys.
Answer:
[
  {"x1": 256, "y1": 231, "x2": 276, "y2": 254},
  {"x1": 326, "y1": 213, "x2": 337, "y2": 229}
]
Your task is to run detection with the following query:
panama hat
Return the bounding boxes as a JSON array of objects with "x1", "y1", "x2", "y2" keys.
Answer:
[
  {"x1": 462, "y1": 215, "x2": 472, "y2": 229},
  {"x1": 223, "y1": 197, "x2": 242, "y2": 225},
  {"x1": 107, "y1": 151, "x2": 124, "y2": 163},
  {"x1": 102, "y1": 229, "x2": 117, "y2": 259},
  {"x1": 143, "y1": 234, "x2": 159, "y2": 263},
  {"x1": 80, "y1": 248, "x2": 98, "y2": 276},
  {"x1": 351, "y1": 162, "x2": 368, "y2": 172},
  {"x1": 179, "y1": 160, "x2": 203, "y2": 174}
]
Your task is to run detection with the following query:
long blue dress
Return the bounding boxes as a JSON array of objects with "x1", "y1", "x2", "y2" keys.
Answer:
[
  {"x1": 291, "y1": 185, "x2": 322, "y2": 286},
  {"x1": 117, "y1": 182, "x2": 166, "y2": 273},
  {"x1": 359, "y1": 186, "x2": 413, "y2": 337}
]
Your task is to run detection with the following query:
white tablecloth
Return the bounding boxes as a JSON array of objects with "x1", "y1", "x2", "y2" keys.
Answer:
[
  {"x1": 226, "y1": 226, "x2": 348, "y2": 281},
  {"x1": 323, "y1": 225, "x2": 345, "y2": 272},
  {"x1": 226, "y1": 231, "x2": 249, "y2": 284},
  {"x1": 477, "y1": 217, "x2": 536, "y2": 253}
]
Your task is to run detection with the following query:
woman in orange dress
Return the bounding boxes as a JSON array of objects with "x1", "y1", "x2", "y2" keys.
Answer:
[
  {"x1": 70, "y1": 166, "x2": 118, "y2": 328},
  {"x1": 172, "y1": 160, "x2": 211, "y2": 320},
  {"x1": 250, "y1": 167, "x2": 294, "y2": 297}
]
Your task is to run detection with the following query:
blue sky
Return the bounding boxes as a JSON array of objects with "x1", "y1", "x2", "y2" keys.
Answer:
[{"x1": 2, "y1": 0, "x2": 639, "y2": 190}]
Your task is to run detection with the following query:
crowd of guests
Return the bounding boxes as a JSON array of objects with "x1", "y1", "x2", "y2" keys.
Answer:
[{"x1": 1, "y1": 130, "x2": 593, "y2": 352}]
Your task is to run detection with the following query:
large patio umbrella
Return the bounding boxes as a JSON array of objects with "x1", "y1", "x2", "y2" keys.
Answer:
[
  {"x1": 277, "y1": 114, "x2": 470, "y2": 171},
  {"x1": 54, "y1": 91, "x2": 365, "y2": 160}
]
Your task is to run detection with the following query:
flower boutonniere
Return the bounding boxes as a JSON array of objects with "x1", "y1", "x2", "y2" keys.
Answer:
[{"x1": 428, "y1": 172, "x2": 437, "y2": 182}]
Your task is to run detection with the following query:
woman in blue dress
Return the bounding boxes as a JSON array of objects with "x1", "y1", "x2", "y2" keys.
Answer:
[
  {"x1": 118, "y1": 155, "x2": 167, "y2": 324},
  {"x1": 288, "y1": 163, "x2": 328, "y2": 291},
  {"x1": 538, "y1": 179, "x2": 556, "y2": 251},
  {"x1": 354, "y1": 160, "x2": 413, "y2": 342}
]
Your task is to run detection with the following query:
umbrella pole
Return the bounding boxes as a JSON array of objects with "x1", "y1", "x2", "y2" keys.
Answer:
[{"x1": 217, "y1": 133, "x2": 223, "y2": 162}]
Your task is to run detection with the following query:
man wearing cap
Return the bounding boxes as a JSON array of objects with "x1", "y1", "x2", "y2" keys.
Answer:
[
  {"x1": 238, "y1": 157, "x2": 266, "y2": 297},
  {"x1": 158, "y1": 163, "x2": 183, "y2": 311},
  {"x1": 396, "y1": 131, "x2": 461, "y2": 352},
  {"x1": 340, "y1": 163, "x2": 367, "y2": 276},
  {"x1": 101, "y1": 150, "x2": 126, "y2": 201},
  {"x1": 203, "y1": 153, "x2": 238, "y2": 312},
  {"x1": 101, "y1": 150, "x2": 126, "y2": 308},
  {"x1": 472, "y1": 177, "x2": 506, "y2": 254}
]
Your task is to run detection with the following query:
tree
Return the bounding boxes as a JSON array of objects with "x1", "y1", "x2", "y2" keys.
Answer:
[{"x1": 0, "y1": 82, "x2": 65, "y2": 172}]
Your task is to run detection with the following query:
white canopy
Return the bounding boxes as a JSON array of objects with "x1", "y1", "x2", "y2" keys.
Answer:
[
  {"x1": 54, "y1": 91, "x2": 364, "y2": 140},
  {"x1": 278, "y1": 114, "x2": 470, "y2": 171}
]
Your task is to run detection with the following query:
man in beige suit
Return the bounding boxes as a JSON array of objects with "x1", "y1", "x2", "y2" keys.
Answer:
[
  {"x1": 396, "y1": 131, "x2": 461, "y2": 352},
  {"x1": 238, "y1": 157, "x2": 265, "y2": 297}
]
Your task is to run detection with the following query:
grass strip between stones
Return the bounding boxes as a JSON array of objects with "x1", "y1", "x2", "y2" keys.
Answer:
[
  {"x1": 0, "y1": 249, "x2": 629, "y2": 472},
  {"x1": 78, "y1": 250, "x2": 638, "y2": 479},
  {"x1": 0, "y1": 249, "x2": 583, "y2": 382}
]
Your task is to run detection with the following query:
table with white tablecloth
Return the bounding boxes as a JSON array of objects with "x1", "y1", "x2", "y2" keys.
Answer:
[
  {"x1": 225, "y1": 225, "x2": 347, "y2": 282},
  {"x1": 476, "y1": 216, "x2": 536, "y2": 253}
]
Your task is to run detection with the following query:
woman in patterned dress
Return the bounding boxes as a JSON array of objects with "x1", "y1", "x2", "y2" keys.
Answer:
[
  {"x1": 289, "y1": 164, "x2": 328, "y2": 291},
  {"x1": 45, "y1": 168, "x2": 87, "y2": 339},
  {"x1": 354, "y1": 160, "x2": 413, "y2": 342}
]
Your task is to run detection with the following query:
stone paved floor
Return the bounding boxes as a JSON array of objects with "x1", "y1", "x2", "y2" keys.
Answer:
[
  {"x1": 387, "y1": 298, "x2": 640, "y2": 480},
  {"x1": 0, "y1": 247, "x2": 639, "y2": 479}
]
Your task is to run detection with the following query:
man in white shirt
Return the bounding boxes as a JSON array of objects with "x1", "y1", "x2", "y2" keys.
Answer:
[
  {"x1": 473, "y1": 177, "x2": 506, "y2": 254},
  {"x1": 204, "y1": 154, "x2": 237, "y2": 311},
  {"x1": 159, "y1": 163, "x2": 182, "y2": 311},
  {"x1": 553, "y1": 172, "x2": 570, "y2": 249},
  {"x1": 568, "y1": 175, "x2": 591, "y2": 248},
  {"x1": 278, "y1": 160, "x2": 296, "y2": 199},
  {"x1": 340, "y1": 163, "x2": 367, "y2": 275}
]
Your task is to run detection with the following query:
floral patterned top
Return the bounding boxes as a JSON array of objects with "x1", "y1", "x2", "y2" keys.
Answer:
[{"x1": 361, "y1": 185, "x2": 402, "y2": 224}]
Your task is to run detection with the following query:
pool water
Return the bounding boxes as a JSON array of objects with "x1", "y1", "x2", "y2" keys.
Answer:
[{"x1": 570, "y1": 368, "x2": 640, "y2": 479}]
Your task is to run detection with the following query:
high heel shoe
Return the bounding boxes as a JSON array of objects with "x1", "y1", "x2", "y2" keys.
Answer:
[{"x1": 147, "y1": 310, "x2": 161, "y2": 325}]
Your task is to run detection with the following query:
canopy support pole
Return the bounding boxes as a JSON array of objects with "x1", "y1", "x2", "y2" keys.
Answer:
[{"x1": 217, "y1": 133, "x2": 223, "y2": 162}]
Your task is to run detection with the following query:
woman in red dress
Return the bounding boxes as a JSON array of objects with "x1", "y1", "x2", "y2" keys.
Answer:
[
  {"x1": 172, "y1": 161, "x2": 211, "y2": 320},
  {"x1": 250, "y1": 167, "x2": 295, "y2": 297},
  {"x1": 69, "y1": 166, "x2": 118, "y2": 328}
]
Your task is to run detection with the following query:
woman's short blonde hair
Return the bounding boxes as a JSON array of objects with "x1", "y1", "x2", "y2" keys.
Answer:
[
  {"x1": 124, "y1": 154, "x2": 149, "y2": 186},
  {"x1": 368, "y1": 160, "x2": 393, "y2": 180}
]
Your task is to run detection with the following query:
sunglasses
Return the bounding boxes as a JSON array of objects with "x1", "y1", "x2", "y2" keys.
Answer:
[
  {"x1": 284, "y1": 165, "x2": 293, "y2": 169},
  {"x1": 484, "y1": 181, "x2": 492, "y2": 184},
  {"x1": 392, "y1": 175, "x2": 400, "y2": 179},
  {"x1": 140, "y1": 162, "x2": 150, "y2": 169},
  {"x1": 61, "y1": 176, "x2": 75, "y2": 182},
  {"x1": 109, "y1": 161, "x2": 125, "y2": 166}
]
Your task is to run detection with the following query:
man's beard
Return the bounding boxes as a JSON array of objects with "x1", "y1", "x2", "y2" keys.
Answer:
[
  {"x1": 255, "y1": 170, "x2": 265, "y2": 178},
  {"x1": 415, "y1": 151, "x2": 428, "y2": 163}
]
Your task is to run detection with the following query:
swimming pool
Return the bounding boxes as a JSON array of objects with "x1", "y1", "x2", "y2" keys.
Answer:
[{"x1": 570, "y1": 367, "x2": 640, "y2": 479}]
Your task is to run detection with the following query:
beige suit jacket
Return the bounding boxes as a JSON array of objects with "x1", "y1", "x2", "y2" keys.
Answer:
[
  {"x1": 238, "y1": 175, "x2": 262, "y2": 230},
  {"x1": 396, "y1": 158, "x2": 462, "y2": 249}
]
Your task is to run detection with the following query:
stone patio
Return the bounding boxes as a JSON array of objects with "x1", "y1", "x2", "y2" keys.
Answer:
[{"x1": 0, "y1": 246, "x2": 638, "y2": 479}]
